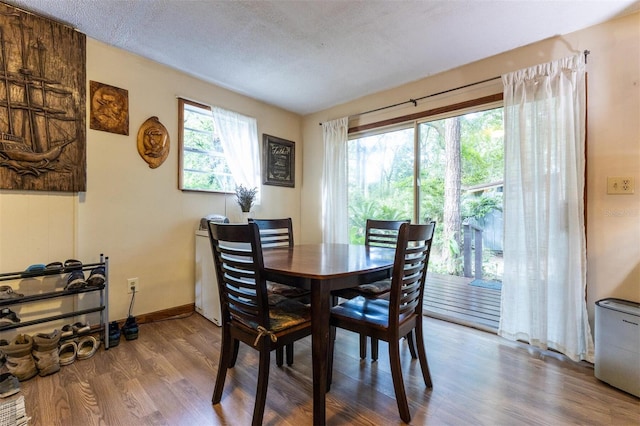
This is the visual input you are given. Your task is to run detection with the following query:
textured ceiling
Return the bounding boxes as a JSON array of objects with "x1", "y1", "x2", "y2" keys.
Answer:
[{"x1": 5, "y1": 0, "x2": 639, "y2": 115}]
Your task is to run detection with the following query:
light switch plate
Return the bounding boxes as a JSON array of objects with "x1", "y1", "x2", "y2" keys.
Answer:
[{"x1": 607, "y1": 177, "x2": 635, "y2": 194}]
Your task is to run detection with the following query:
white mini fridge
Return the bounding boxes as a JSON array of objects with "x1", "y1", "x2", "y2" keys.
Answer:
[
  {"x1": 595, "y1": 298, "x2": 640, "y2": 397},
  {"x1": 195, "y1": 230, "x2": 221, "y2": 326}
]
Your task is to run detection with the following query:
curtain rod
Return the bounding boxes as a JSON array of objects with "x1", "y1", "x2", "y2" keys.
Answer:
[{"x1": 320, "y1": 49, "x2": 590, "y2": 126}]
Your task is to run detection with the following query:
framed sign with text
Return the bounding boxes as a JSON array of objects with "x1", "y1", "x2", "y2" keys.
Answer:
[{"x1": 263, "y1": 134, "x2": 295, "y2": 187}]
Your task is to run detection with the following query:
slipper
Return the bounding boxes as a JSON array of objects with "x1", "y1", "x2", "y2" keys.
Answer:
[
  {"x1": 76, "y1": 336, "x2": 99, "y2": 360},
  {"x1": 64, "y1": 270, "x2": 87, "y2": 290},
  {"x1": 20, "y1": 264, "x2": 45, "y2": 278},
  {"x1": 58, "y1": 341, "x2": 77, "y2": 366},
  {"x1": 43, "y1": 261, "x2": 63, "y2": 275},
  {"x1": 63, "y1": 259, "x2": 83, "y2": 272},
  {"x1": 87, "y1": 267, "x2": 105, "y2": 287}
]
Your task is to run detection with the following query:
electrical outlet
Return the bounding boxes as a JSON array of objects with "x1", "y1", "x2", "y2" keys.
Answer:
[
  {"x1": 607, "y1": 177, "x2": 635, "y2": 194},
  {"x1": 127, "y1": 277, "x2": 139, "y2": 294}
]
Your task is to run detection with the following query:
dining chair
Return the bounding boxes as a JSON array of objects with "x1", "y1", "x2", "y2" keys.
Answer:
[
  {"x1": 249, "y1": 217, "x2": 310, "y2": 365},
  {"x1": 328, "y1": 221, "x2": 436, "y2": 423},
  {"x1": 208, "y1": 222, "x2": 312, "y2": 426},
  {"x1": 333, "y1": 218, "x2": 410, "y2": 360}
]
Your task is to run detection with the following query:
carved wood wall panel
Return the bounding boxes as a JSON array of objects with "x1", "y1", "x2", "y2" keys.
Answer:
[{"x1": 0, "y1": 3, "x2": 87, "y2": 192}]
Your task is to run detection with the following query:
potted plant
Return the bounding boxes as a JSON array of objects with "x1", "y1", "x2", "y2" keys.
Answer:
[{"x1": 235, "y1": 184, "x2": 258, "y2": 214}]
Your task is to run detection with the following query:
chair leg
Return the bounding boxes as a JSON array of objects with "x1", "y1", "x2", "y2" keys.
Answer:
[
  {"x1": 359, "y1": 334, "x2": 367, "y2": 359},
  {"x1": 212, "y1": 326, "x2": 233, "y2": 404},
  {"x1": 371, "y1": 337, "x2": 379, "y2": 361},
  {"x1": 406, "y1": 330, "x2": 417, "y2": 359},
  {"x1": 276, "y1": 347, "x2": 284, "y2": 366},
  {"x1": 252, "y1": 348, "x2": 271, "y2": 426},
  {"x1": 229, "y1": 338, "x2": 240, "y2": 367},
  {"x1": 389, "y1": 338, "x2": 411, "y2": 423},
  {"x1": 327, "y1": 325, "x2": 336, "y2": 390},
  {"x1": 415, "y1": 324, "x2": 433, "y2": 387},
  {"x1": 286, "y1": 343, "x2": 294, "y2": 366}
]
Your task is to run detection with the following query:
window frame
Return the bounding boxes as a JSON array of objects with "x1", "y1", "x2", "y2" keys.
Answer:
[{"x1": 178, "y1": 98, "x2": 234, "y2": 194}]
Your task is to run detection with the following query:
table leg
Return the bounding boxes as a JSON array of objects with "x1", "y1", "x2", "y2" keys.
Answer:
[{"x1": 311, "y1": 279, "x2": 330, "y2": 425}]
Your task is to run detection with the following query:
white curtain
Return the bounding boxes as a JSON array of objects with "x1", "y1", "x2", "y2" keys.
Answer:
[
  {"x1": 321, "y1": 117, "x2": 349, "y2": 243},
  {"x1": 212, "y1": 106, "x2": 261, "y2": 203},
  {"x1": 499, "y1": 54, "x2": 594, "y2": 362}
]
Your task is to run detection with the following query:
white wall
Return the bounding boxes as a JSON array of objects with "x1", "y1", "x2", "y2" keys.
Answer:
[
  {"x1": 301, "y1": 12, "x2": 640, "y2": 324},
  {"x1": 0, "y1": 38, "x2": 303, "y2": 321}
]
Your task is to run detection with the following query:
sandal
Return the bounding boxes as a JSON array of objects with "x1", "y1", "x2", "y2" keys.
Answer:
[
  {"x1": 58, "y1": 341, "x2": 77, "y2": 366},
  {"x1": 76, "y1": 336, "x2": 99, "y2": 360}
]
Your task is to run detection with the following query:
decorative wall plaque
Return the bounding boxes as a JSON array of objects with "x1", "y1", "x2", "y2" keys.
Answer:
[
  {"x1": 90, "y1": 81, "x2": 129, "y2": 135},
  {"x1": 0, "y1": 3, "x2": 86, "y2": 192},
  {"x1": 262, "y1": 134, "x2": 295, "y2": 187},
  {"x1": 137, "y1": 116, "x2": 170, "y2": 169}
]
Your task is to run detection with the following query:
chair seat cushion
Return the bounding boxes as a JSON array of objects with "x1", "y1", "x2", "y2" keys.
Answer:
[
  {"x1": 267, "y1": 281, "x2": 310, "y2": 297},
  {"x1": 269, "y1": 297, "x2": 311, "y2": 331},
  {"x1": 354, "y1": 278, "x2": 391, "y2": 295},
  {"x1": 331, "y1": 296, "x2": 390, "y2": 328},
  {"x1": 233, "y1": 297, "x2": 310, "y2": 334},
  {"x1": 332, "y1": 279, "x2": 391, "y2": 300}
]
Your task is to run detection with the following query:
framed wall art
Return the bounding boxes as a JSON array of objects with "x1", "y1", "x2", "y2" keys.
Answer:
[
  {"x1": 262, "y1": 134, "x2": 294, "y2": 187},
  {"x1": 0, "y1": 3, "x2": 86, "y2": 192},
  {"x1": 90, "y1": 81, "x2": 129, "y2": 135}
]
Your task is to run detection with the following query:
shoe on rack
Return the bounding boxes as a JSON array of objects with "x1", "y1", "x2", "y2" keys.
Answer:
[
  {"x1": 44, "y1": 261, "x2": 63, "y2": 275},
  {"x1": 0, "y1": 373, "x2": 20, "y2": 398},
  {"x1": 87, "y1": 266, "x2": 105, "y2": 287},
  {"x1": 64, "y1": 270, "x2": 87, "y2": 291},
  {"x1": 1, "y1": 335, "x2": 37, "y2": 381},
  {"x1": 58, "y1": 341, "x2": 77, "y2": 366},
  {"x1": 32, "y1": 329, "x2": 61, "y2": 376},
  {"x1": 76, "y1": 336, "x2": 99, "y2": 360},
  {"x1": 0, "y1": 308, "x2": 20, "y2": 325},
  {"x1": 108, "y1": 321, "x2": 121, "y2": 347},
  {"x1": 123, "y1": 316, "x2": 138, "y2": 341},
  {"x1": 0, "y1": 285, "x2": 24, "y2": 300},
  {"x1": 20, "y1": 264, "x2": 45, "y2": 278},
  {"x1": 63, "y1": 259, "x2": 83, "y2": 272}
]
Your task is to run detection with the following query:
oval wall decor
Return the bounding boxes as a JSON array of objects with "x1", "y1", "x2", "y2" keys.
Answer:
[{"x1": 137, "y1": 116, "x2": 170, "y2": 169}]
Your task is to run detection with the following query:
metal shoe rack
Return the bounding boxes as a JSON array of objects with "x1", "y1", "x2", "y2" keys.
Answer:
[{"x1": 0, "y1": 254, "x2": 110, "y2": 349}]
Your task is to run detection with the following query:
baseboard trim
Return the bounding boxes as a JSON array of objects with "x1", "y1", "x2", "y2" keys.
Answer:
[{"x1": 115, "y1": 303, "x2": 195, "y2": 325}]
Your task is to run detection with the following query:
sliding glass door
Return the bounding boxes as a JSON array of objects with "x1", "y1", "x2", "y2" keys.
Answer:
[{"x1": 348, "y1": 107, "x2": 504, "y2": 282}]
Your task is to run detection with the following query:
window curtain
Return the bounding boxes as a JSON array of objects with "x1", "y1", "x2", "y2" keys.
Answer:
[
  {"x1": 212, "y1": 107, "x2": 261, "y2": 203},
  {"x1": 499, "y1": 54, "x2": 593, "y2": 362},
  {"x1": 321, "y1": 117, "x2": 349, "y2": 243}
]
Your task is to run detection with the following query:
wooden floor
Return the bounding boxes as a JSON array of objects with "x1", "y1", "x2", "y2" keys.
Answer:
[
  {"x1": 16, "y1": 312, "x2": 639, "y2": 425},
  {"x1": 424, "y1": 272, "x2": 501, "y2": 332}
]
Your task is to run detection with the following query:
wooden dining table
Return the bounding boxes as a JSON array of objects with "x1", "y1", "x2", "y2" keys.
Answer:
[{"x1": 262, "y1": 243, "x2": 396, "y2": 425}]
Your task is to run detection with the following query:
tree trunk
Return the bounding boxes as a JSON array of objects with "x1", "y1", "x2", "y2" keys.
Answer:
[{"x1": 442, "y1": 117, "x2": 462, "y2": 274}]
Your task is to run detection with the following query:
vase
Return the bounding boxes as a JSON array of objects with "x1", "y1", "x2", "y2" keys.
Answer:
[{"x1": 241, "y1": 211, "x2": 252, "y2": 223}]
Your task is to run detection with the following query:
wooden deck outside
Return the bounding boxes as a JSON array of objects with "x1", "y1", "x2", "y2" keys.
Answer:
[{"x1": 423, "y1": 272, "x2": 501, "y2": 332}]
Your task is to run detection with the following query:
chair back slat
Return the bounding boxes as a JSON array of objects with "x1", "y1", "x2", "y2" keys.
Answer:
[
  {"x1": 208, "y1": 222, "x2": 270, "y2": 329},
  {"x1": 365, "y1": 219, "x2": 410, "y2": 248},
  {"x1": 389, "y1": 222, "x2": 436, "y2": 324},
  {"x1": 249, "y1": 218, "x2": 294, "y2": 249}
]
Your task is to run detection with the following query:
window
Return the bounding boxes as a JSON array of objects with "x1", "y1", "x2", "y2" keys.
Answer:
[{"x1": 178, "y1": 98, "x2": 234, "y2": 192}]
